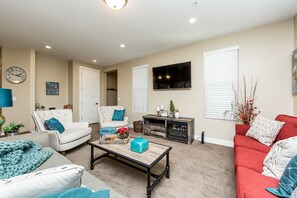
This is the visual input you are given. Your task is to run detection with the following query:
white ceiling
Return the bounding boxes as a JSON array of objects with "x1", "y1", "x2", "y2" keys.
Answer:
[{"x1": 0, "y1": 0, "x2": 296, "y2": 66}]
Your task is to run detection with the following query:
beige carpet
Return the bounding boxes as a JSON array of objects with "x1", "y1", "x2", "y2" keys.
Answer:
[{"x1": 66, "y1": 124, "x2": 236, "y2": 198}]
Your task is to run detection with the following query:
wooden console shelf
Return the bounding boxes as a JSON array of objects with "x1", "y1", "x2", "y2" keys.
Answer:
[{"x1": 143, "y1": 114, "x2": 194, "y2": 145}]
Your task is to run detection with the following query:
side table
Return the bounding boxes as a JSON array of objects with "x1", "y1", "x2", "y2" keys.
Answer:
[{"x1": 0, "y1": 131, "x2": 32, "y2": 138}]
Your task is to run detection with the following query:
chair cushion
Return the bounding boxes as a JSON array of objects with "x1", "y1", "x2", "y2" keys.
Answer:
[
  {"x1": 59, "y1": 128, "x2": 91, "y2": 144},
  {"x1": 101, "y1": 121, "x2": 128, "y2": 128},
  {"x1": 45, "y1": 118, "x2": 65, "y2": 133},
  {"x1": 275, "y1": 114, "x2": 297, "y2": 142},
  {"x1": 234, "y1": 135, "x2": 272, "y2": 153},
  {"x1": 235, "y1": 146, "x2": 267, "y2": 173},
  {"x1": 112, "y1": 109, "x2": 125, "y2": 121},
  {"x1": 236, "y1": 166, "x2": 279, "y2": 198}
]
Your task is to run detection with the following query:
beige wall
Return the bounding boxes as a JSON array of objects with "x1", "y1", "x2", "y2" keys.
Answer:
[
  {"x1": 69, "y1": 60, "x2": 101, "y2": 121},
  {"x1": 35, "y1": 53, "x2": 68, "y2": 110},
  {"x1": 2, "y1": 47, "x2": 35, "y2": 131},
  {"x1": 293, "y1": 15, "x2": 297, "y2": 115},
  {"x1": 103, "y1": 19, "x2": 294, "y2": 142}
]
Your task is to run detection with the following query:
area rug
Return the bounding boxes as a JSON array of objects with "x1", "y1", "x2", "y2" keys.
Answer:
[{"x1": 66, "y1": 124, "x2": 235, "y2": 198}]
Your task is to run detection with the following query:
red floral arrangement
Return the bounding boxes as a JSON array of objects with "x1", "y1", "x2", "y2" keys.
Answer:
[
  {"x1": 225, "y1": 76, "x2": 260, "y2": 125},
  {"x1": 117, "y1": 127, "x2": 129, "y2": 139}
]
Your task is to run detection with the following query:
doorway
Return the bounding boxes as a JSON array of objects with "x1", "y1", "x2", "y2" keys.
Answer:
[
  {"x1": 80, "y1": 67, "x2": 100, "y2": 124},
  {"x1": 106, "y1": 70, "x2": 118, "y2": 106}
]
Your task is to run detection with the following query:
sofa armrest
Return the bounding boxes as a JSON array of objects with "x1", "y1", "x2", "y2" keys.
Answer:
[
  {"x1": 67, "y1": 122, "x2": 89, "y2": 129},
  {"x1": 235, "y1": 124, "x2": 250, "y2": 136},
  {"x1": 0, "y1": 132, "x2": 51, "y2": 147},
  {"x1": 43, "y1": 130, "x2": 60, "y2": 151}
]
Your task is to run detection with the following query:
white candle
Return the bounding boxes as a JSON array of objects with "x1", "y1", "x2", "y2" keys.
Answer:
[
  {"x1": 157, "y1": 107, "x2": 160, "y2": 111},
  {"x1": 160, "y1": 105, "x2": 164, "y2": 110}
]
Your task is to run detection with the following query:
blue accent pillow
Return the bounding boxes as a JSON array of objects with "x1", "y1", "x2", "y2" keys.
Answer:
[
  {"x1": 39, "y1": 187, "x2": 110, "y2": 198},
  {"x1": 44, "y1": 118, "x2": 65, "y2": 133},
  {"x1": 112, "y1": 109, "x2": 125, "y2": 121},
  {"x1": 266, "y1": 154, "x2": 297, "y2": 198},
  {"x1": 99, "y1": 127, "x2": 117, "y2": 136}
]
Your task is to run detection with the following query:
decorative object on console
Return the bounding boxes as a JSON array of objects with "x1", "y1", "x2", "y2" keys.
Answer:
[
  {"x1": 0, "y1": 88, "x2": 13, "y2": 131},
  {"x1": 161, "y1": 110, "x2": 168, "y2": 117},
  {"x1": 3, "y1": 122, "x2": 24, "y2": 136},
  {"x1": 5, "y1": 66, "x2": 27, "y2": 84},
  {"x1": 169, "y1": 100, "x2": 175, "y2": 118},
  {"x1": 175, "y1": 109, "x2": 180, "y2": 119},
  {"x1": 46, "y1": 82, "x2": 59, "y2": 95},
  {"x1": 103, "y1": 0, "x2": 127, "y2": 10},
  {"x1": 224, "y1": 76, "x2": 260, "y2": 125},
  {"x1": 246, "y1": 116, "x2": 285, "y2": 146},
  {"x1": 130, "y1": 136, "x2": 149, "y2": 153},
  {"x1": 266, "y1": 154, "x2": 297, "y2": 198},
  {"x1": 262, "y1": 136, "x2": 297, "y2": 179}
]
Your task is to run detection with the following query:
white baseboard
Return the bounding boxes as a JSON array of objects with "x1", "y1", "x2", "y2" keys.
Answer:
[{"x1": 195, "y1": 135, "x2": 234, "y2": 148}]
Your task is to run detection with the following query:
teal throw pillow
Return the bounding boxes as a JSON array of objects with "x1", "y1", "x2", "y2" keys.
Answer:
[
  {"x1": 44, "y1": 118, "x2": 65, "y2": 133},
  {"x1": 39, "y1": 187, "x2": 110, "y2": 198},
  {"x1": 112, "y1": 109, "x2": 125, "y2": 121},
  {"x1": 266, "y1": 154, "x2": 297, "y2": 198}
]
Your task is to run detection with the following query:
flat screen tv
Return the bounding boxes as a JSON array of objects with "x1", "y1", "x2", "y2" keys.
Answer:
[{"x1": 153, "y1": 61, "x2": 191, "y2": 90}]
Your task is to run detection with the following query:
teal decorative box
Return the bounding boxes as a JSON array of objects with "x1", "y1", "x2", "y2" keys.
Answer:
[{"x1": 130, "y1": 136, "x2": 149, "y2": 153}]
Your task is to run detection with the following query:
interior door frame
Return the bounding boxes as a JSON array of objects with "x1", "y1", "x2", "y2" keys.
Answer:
[{"x1": 79, "y1": 66, "x2": 100, "y2": 122}]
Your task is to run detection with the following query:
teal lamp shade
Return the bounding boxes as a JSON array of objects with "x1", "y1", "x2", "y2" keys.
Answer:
[
  {"x1": 0, "y1": 88, "x2": 13, "y2": 108},
  {"x1": 0, "y1": 88, "x2": 13, "y2": 127}
]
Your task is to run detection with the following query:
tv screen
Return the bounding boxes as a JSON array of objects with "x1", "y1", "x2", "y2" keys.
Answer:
[{"x1": 153, "y1": 61, "x2": 191, "y2": 90}]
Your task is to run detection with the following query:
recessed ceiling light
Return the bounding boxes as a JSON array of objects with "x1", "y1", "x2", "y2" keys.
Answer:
[
  {"x1": 45, "y1": 45, "x2": 52, "y2": 49},
  {"x1": 189, "y1": 18, "x2": 196, "y2": 24},
  {"x1": 120, "y1": 44, "x2": 125, "y2": 48},
  {"x1": 92, "y1": 59, "x2": 97, "y2": 63}
]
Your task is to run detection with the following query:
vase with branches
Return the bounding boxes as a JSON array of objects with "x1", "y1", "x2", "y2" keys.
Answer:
[{"x1": 224, "y1": 76, "x2": 261, "y2": 125}]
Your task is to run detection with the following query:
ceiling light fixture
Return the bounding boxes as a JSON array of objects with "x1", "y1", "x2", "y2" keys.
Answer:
[
  {"x1": 189, "y1": 18, "x2": 196, "y2": 24},
  {"x1": 45, "y1": 45, "x2": 52, "y2": 49},
  {"x1": 103, "y1": 0, "x2": 128, "y2": 10},
  {"x1": 93, "y1": 59, "x2": 97, "y2": 63},
  {"x1": 120, "y1": 44, "x2": 125, "y2": 48}
]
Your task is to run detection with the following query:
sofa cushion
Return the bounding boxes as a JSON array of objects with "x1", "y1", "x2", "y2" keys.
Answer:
[
  {"x1": 0, "y1": 165, "x2": 84, "y2": 198},
  {"x1": 59, "y1": 128, "x2": 92, "y2": 144},
  {"x1": 262, "y1": 137, "x2": 297, "y2": 179},
  {"x1": 275, "y1": 114, "x2": 297, "y2": 142},
  {"x1": 234, "y1": 135, "x2": 271, "y2": 153},
  {"x1": 236, "y1": 166, "x2": 279, "y2": 198},
  {"x1": 266, "y1": 154, "x2": 297, "y2": 198},
  {"x1": 235, "y1": 146, "x2": 267, "y2": 173},
  {"x1": 246, "y1": 116, "x2": 285, "y2": 146}
]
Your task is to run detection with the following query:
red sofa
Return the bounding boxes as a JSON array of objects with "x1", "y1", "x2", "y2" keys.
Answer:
[{"x1": 234, "y1": 114, "x2": 297, "y2": 198}]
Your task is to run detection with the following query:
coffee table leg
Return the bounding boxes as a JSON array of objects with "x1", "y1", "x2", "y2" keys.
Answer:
[
  {"x1": 147, "y1": 168, "x2": 151, "y2": 198},
  {"x1": 166, "y1": 153, "x2": 170, "y2": 179},
  {"x1": 90, "y1": 145, "x2": 94, "y2": 170}
]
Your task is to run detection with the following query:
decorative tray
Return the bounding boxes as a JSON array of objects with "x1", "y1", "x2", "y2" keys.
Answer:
[{"x1": 98, "y1": 134, "x2": 130, "y2": 144}]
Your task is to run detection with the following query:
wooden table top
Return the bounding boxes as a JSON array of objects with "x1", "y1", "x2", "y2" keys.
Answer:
[{"x1": 89, "y1": 138, "x2": 172, "y2": 167}]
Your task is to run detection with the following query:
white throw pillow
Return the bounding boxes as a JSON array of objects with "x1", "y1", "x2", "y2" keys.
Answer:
[
  {"x1": 291, "y1": 187, "x2": 297, "y2": 198},
  {"x1": 0, "y1": 165, "x2": 84, "y2": 198},
  {"x1": 262, "y1": 137, "x2": 297, "y2": 179},
  {"x1": 246, "y1": 116, "x2": 285, "y2": 146}
]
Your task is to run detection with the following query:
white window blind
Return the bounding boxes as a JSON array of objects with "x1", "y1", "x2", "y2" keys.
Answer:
[
  {"x1": 132, "y1": 65, "x2": 148, "y2": 113},
  {"x1": 203, "y1": 46, "x2": 238, "y2": 120}
]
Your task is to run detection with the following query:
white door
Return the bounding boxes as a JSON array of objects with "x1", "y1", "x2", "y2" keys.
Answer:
[{"x1": 80, "y1": 67, "x2": 100, "y2": 123}]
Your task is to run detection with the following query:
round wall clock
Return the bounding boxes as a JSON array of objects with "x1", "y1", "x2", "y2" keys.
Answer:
[{"x1": 5, "y1": 66, "x2": 27, "y2": 84}]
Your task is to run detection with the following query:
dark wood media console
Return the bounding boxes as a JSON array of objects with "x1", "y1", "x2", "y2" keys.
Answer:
[{"x1": 143, "y1": 114, "x2": 194, "y2": 145}]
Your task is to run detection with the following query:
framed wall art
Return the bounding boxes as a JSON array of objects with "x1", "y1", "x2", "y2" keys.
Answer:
[{"x1": 46, "y1": 82, "x2": 59, "y2": 95}]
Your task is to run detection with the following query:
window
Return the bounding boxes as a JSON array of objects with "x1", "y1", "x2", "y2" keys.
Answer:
[
  {"x1": 203, "y1": 46, "x2": 239, "y2": 120},
  {"x1": 132, "y1": 65, "x2": 148, "y2": 113}
]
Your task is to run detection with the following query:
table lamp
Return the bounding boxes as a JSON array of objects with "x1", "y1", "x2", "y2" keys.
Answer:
[{"x1": 0, "y1": 88, "x2": 13, "y2": 130}]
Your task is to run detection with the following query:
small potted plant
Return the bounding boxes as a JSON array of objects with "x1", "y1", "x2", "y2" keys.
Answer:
[{"x1": 3, "y1": 122, "x2": 25, "y2": 137}]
